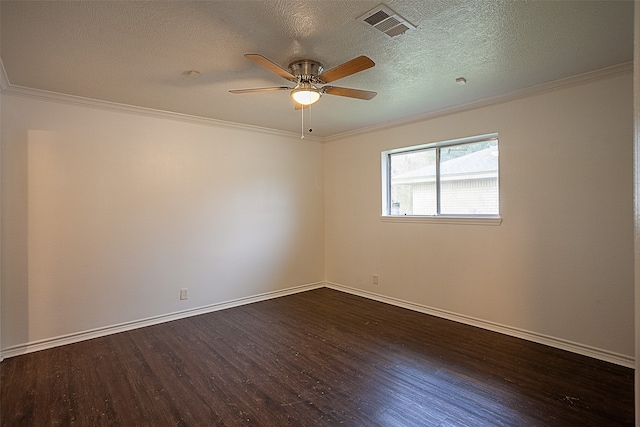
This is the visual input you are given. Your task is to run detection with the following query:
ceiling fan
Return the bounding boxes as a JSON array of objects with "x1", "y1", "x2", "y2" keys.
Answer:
[{"x1": 229, "y1": 54, "x2": 377, "y2": 107}]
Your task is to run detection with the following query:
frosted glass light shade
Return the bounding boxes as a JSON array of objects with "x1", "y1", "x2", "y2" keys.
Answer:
[{"x1": 291, "y1": 84, "x2": 321, "y2": 105}]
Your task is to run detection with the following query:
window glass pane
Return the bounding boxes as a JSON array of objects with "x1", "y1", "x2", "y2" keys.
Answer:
[
  {"x1": 439, "y1": 140, "x2": 499, "y2": 215},
  {"x1": 389, "y1": 149, "x2": 437, "y2": 215}
]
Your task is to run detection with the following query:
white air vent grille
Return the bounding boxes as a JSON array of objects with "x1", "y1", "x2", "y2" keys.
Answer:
[
  {"x1": 385, "y1": 23, "x2": 411, "y2": 38},
  {"x1": 375, "y1": 16, "x2": 401, "y2": 32},
  {"x1": 364, "y1": 10, "x2": 391, "y2": 26},
  {"x1": 358, "y1": 4, "x2": 416, "y2": 38}
]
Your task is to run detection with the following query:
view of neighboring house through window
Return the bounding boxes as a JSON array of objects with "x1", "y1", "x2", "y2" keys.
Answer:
[{"x1": 383, "y1": 135, "x2": 499, "y2": 216}]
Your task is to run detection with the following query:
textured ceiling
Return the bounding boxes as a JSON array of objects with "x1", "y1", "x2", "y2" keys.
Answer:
[{"x1": 0, "y1": 1, "x2": 634, "y2": 138}]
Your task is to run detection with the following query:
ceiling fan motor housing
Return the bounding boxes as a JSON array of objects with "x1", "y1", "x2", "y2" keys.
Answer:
[{"x1": 289, "y1": 60, "x2": 324, "y2": 83}]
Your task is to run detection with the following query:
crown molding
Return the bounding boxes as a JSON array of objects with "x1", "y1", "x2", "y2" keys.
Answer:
[
  {"x1": 324, "y1": 61, "x2": 634, "y2": 142},
  {"x1": 0, "y1": 82, "x2": 323, "y2": 142},
  {"x1": 0, "y1": 61, "x2": 631, "y2": 143}
]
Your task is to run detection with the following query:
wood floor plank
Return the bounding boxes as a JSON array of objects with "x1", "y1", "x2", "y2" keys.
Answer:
[{"x1": 1, "y1": 288, "x2": 634, "y2": 426}]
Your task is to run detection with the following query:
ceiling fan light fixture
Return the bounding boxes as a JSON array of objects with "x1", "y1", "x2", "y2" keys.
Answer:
[{"x1": 291, "y1": 83, "x2": 321, "y2": 105}]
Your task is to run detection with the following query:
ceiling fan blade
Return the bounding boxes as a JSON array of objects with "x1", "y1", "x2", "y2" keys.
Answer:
[
  {"x1": 244, "y1": 54, "x2": 297, "y2": 81},
  {"x1": 318, "y1": 56, "x2": 375, "y2": 83},
  {"x1": 322, "y1": 86, "x2": 377, "y2": 100},
  {"x1": 229, "y1": 86, "x2": 291, "y2": 94}
]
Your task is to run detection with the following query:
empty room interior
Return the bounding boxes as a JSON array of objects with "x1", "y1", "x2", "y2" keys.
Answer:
[{"x1": 1, "y1": 1, "x2": 638, "y2": 425}]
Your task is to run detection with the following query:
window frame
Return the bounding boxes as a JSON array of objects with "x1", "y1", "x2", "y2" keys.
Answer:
[{"x1": 381, "y1": 133, "x2": 502, "y2": 225}]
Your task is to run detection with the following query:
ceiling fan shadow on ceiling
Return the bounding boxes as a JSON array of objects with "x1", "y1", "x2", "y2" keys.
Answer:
[{"x1": 229, "y1": 54, "x2": 377, "y2": 108}]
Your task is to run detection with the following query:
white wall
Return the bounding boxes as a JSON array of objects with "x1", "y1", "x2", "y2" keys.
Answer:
[
  {"x1": 325, "y1": 72, "x2": 634, "y2": 361},
  {"x1": 0, "y1": 87, "x2": 2, "y2": 360},
  {"x1": 0, "y1": 69, "x2": 633, "y2": 366},
  {"x1": 633, "y1": 0, "x2": 639, "y2": 418},
  {"x1": 1, "y1": 94, "x2": 324, "y2": 351}
]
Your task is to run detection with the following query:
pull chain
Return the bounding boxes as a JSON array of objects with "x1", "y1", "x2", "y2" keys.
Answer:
[{"x1": 300, "y1": 104, "x2": 304, "y2": 139}]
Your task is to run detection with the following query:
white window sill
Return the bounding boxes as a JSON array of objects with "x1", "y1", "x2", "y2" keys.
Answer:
[{"x1": 380, "y1": 215, "x2": 502, "y2": 226}]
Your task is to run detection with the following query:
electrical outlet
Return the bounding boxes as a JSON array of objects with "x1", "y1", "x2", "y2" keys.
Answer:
[
  {"x1": 180, "y1": 288, "x2": 188, "y2": 300},
  {"x1": 373, "y1": 274, "x2": 379, "y2": 285}
]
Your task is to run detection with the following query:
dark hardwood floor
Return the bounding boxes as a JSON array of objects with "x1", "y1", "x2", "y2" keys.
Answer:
[{"x1": 1, "y1": 288, "x2": 634, "y2": 426}]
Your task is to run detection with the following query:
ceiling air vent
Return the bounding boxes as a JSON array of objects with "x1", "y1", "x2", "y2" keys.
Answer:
[{"x1": 358, "y1": 4, "x2": 416, "y2": 39}]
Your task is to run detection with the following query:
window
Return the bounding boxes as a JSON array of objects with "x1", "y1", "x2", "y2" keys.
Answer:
[{"x1": 382, "y1": 134, "x2": 500, "y2": 221}]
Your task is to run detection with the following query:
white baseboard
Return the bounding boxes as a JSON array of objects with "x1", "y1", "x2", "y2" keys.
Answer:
[
  {"x1": 0, "y1": 282, "x2": 324, "y2": 360},
  {"x1": 2, "y1": 281, "x2": 634, "y2": 369},
  {"x1": 325, "y1": 282, "x2": 635, "y2": 368}
]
